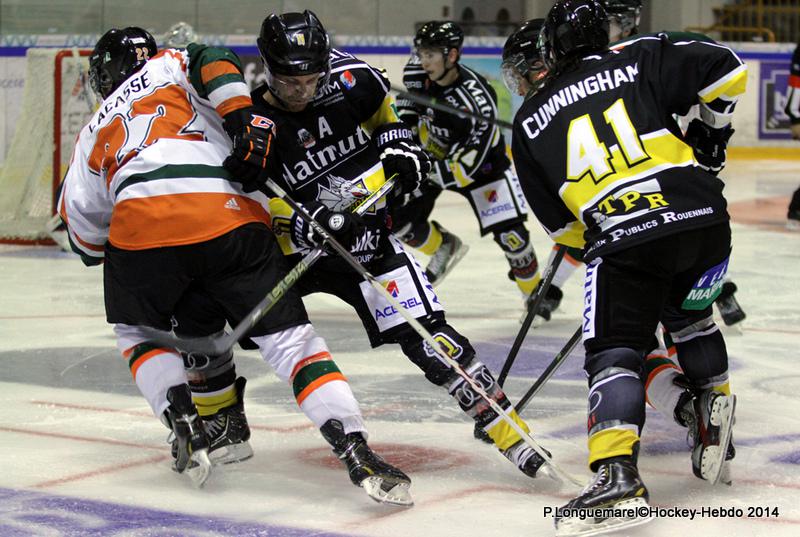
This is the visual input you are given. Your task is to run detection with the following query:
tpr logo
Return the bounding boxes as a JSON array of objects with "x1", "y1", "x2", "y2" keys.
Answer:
[
  {"x1": 484, "y1": 190, "x2": 498, "y2": 203},
  {"x1": 385, "y1": 280, "x2": 400, "y2": 297}
]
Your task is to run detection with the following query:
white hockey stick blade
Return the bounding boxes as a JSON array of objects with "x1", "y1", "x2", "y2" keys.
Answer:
[
  {"x1": 554, "y1": 497, "x2": 654, "y2": 537},
  {"x1": 361, "y1": 476, "x2": 414, "y2": 507}
]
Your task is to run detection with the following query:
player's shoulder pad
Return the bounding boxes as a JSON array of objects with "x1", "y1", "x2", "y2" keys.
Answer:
[{"x1": 329, "y1": 48, "x2": 390, "y2": 94}]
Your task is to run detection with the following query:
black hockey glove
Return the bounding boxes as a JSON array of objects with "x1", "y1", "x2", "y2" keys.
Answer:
[
  {"x1": 684, "y1": 119, "x2": 734, "y2": 176},
  {"x1": 290, "y1": 201, "x2": 363, "y2": 251},
  {"x1": 222, "y1": 107, "x2": 276, "y2": 192},
  {"x1": 372, "y1": 122, "x2": 432, "y2": 200}
]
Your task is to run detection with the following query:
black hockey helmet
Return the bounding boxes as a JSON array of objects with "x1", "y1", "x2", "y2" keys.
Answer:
[
  {"x1": 600, "y1": 0, "x2": 642, "y2": 38},
  {"x1": 540, "y1": 0, "x2": 609, "y2": 68},
  {"x1": 89, "y1": 27, "x2": 157, "y2": 99},
  {"x1": 414, "y1": 21, "x2": 464, "y2": 53},
  {"x1": 502, "y1": 19, "x2": 547, "y2": 94},
  {"x1": 257, "y1": 10, "x2": 331, "y2": 77}
]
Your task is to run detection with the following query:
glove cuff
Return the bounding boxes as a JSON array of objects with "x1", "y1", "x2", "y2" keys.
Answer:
[{"x1": 372, "y1": 122, "x2": 415, "y2": 151}]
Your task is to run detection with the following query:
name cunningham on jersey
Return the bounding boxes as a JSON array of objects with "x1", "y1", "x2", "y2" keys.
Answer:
[{"x1": 520, "y1": 62, "x2": 639, "y2": 139}]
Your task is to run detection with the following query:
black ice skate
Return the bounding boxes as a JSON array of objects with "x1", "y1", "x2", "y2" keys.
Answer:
[
  {"x1": 554, "y1": 457, "x2": 653, "y2": 537},
  {"x1": 501, "y1": 439, "x2": 553, "y2": 480},
  {"x1": 202, "y1": 376, "x2": 253, "y2": 465},
  {"x1": 424, "y1": 221, "x2": 468, "y2": 286},
  {"x1": 171, "y1": 377, "x2": 253, "y2": 465},
  {"x1": 523, "y1": 282, "x2": 563, "y2": 324},
  {"x1": 321, "y1": 419, "x2": 413, "y2": 506},
  {"x1": 165, "y1": 383, "x2": 212, "y2": 488},
  {"x1": 714, "y1": 281, "x2": 746, "y2": 326},
  {"x1": 677, "y1": 388, "x2": 736, "y2": 485}
]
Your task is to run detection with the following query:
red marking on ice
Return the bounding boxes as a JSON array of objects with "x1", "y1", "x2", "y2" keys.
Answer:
[
  {"x1": 30, "y1": 454, "x2": 170, "y2": 489},
  {"x1": 296, "y1": 443, "x2": 475, "y2": 474},
  {"x1": 728, "y1": 195, "x2": 798, "y2": 233},
  {"x1": 0, "y1": 425, "x2": 162, "y2": 451}
]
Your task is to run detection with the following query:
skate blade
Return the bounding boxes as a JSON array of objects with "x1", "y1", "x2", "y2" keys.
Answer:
[
  {"x1": 210, "y1": 441, "x2": 254, "y2": 465},
  {"x1": 540, "y1": 463, "x2": 564, "y2": 485},
  {"x1": 431, "y1": 243, "x2": 469, "y2": 288},
  {"x1": 185, "y1": 449, "x2": 213, "y2": 488},
  {"x1": 704, "y1": 394, "x2": 736, "y2": 485},
  {"x1": 361, "y1": 477, "x2": 414, "y2": 507},
  {"x1": 555, "y1": 497, "x2": 654, "y2": 537}
]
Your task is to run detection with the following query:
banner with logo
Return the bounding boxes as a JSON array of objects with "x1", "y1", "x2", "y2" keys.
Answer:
[{"x1": 759, "y1": 59, "x2": 792, "y2": 140}]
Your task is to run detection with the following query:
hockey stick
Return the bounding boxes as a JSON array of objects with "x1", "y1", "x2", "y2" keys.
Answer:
[
  {"x1": 515, "y1": 325, "x2": 582, "y2": 414},
  {"x1": 141, "y1": 176, "x2": 397, "y2": 356},
  {"x1": 264, "y1": 176, "x2": 583, "y2": 487},
  {"x1": 497, "y1": 245, "x2": 567, "y2": 387},
  {"x1": 391, "y1": 84, "x2": 514, "y2": 131}
]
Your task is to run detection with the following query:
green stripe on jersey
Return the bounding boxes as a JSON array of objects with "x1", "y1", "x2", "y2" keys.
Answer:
[
  {"x1": 644, "y1": 355, "x2": 678, "y2": 377},
  {"x1": 115, "y1": 164, "x2": 230, "y2": 196},
  {"x1": 205, "y1": 73, "x2": 246, "y2": 94},
  {"x1": 292, "y1": 360, "x2": 342, "y2": 398},
  {"x1": 186, "y1": 43, "x2": 244, "y2": 99}
]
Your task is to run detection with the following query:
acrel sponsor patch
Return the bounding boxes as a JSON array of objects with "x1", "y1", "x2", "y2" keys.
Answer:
[
  {"x1": 682, "y1": 257, "x2": 729, "y2": 310},
  {"x1": 360, "y1": 267, "x2": 429, "y2": 332}
]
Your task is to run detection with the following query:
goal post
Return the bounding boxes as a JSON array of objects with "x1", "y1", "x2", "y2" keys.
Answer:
[{"x1": 0, "y1": 48, "x2": 95, "y2": 245}]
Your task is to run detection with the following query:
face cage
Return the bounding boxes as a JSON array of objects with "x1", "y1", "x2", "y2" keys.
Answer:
[
  {"x1": 263, "y1": 60, "x2": 331, "y2": 107},
  {"x1": 609, "y1": 11, "x2": 641, "y2": 36},
  {"x1": 501, "y1": 56, "x2": 547, "y2": 95}
]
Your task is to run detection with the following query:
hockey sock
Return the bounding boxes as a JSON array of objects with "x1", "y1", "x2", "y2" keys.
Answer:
[
  {"x1": 549, "y1": 244, "x2": 582, "y2": 289},
  {"x1": 417, "y1": 221, "x2": 442, "y2": 255},
  {"x1": 181, "y1": 349, "x2": 238, "y2": 417},
  {"x1": 448, "y1": 361, "x2": 531, "y2": 451}
]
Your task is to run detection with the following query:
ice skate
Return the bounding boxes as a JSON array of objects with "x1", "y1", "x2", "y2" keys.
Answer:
[
  {"x1": 166, "y1": 384, "x2": 212, "y2": 488},
  {"x1": 521, "y1": 282, "x2": 563, "y2": 324},
  {"x1": 714, "y1": 281, "x2": 745, "y2": 326},
  {"x1": 424, "y1": 221, "x2": 468, "y2": 286},
  {"x1": 171, "y1": 377, "x2": 253, "y2": 465},
  {"x1": 678, "y1": 388, "x2": 736, "y2": 485},
  {"x1": 321, "y1": 420, "x2": 413, "y2": 506},
  {"x1": 202, "y1": 376, "x2": 253, "y2": 464},
  {"x1": 554, "y1": 457, "x2": 653, "y2": 537}
]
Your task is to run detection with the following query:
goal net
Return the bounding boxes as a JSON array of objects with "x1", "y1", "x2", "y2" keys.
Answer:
[{"x1": 0, "y1": 48, "x2": 95, "y2": 244}]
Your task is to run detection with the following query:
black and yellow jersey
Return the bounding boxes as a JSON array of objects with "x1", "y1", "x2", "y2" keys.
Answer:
[
  {"x1": 397, "y1": 58, "x2": 510, "y2": 187},
  {"x1": 251, "y1": 49, "x2": 399, "y2": 254},
  {"x1": 511, "y1": 32, "x2": 746, "y2": 260}
]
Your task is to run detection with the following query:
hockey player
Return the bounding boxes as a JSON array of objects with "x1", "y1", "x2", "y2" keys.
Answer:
[
  {"x1": 601, "y1": 0, "x2": 747, "y2": 326},
  {"x1": 195, "y1": 10, "x2": 554, "y2": 482},
  {"x1": 512, "y1": 1, "x2": 740, "y2": 534},
  {"x1": 784, "y1": 40, "x2": 800, "y2": 228},
  {"x1": 59, "y1": 27, "x2": 413, "y2": 504},
  {"x1": 394, "y1": 22, "x2": 549, "y2": 317}
]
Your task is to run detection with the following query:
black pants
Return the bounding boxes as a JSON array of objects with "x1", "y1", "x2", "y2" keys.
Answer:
[
  {"x1": 105, "y1": 223, "x2": 308, "y2": 337},
  {"x1": 583, "y1": 222, "x2": 732, "y2": 369}
]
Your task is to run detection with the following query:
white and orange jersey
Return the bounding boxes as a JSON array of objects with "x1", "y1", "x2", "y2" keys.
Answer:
[{"x1": 59, "y1": 44, "x2": 270, "y2": 264}]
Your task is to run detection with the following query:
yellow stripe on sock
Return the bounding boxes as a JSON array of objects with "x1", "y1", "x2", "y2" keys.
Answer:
[
  {"x1": 588, "y1": 428, "x2": 640, "y2": 468},
  {"x1": 516, "y1": 273, "x2": 541, "y2": 295},
  {"x1": 418, "y1": 223, "x2": 443, "y2": 256},
  {"x1": 486, "y1": 409, "x2": 531, "y2": 451},
  {"x1": 712, "y1": 381, "x2": 731, "y2": 395},
  {"x1": 193, "y1": 385, "x2": 238, "y2": 417}
]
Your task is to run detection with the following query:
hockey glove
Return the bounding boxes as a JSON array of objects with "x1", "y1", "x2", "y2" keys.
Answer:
[
  {"x1": 222, "y1": 107, "x2": 276, "y2": 192},
  {"x1": 290, "y1": 201, "x2": 363, "y2": 251},
  {"x1": 684, "y1": 119, "x2": 734, "y2": 176},
  {"x1": 373, "y1": 122, "x2": 432, "y2": 200}
]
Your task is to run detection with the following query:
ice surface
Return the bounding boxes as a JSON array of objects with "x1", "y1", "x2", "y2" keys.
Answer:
[{"x1": 1, "y1": 158, "x2": 799, "y2": 536}]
